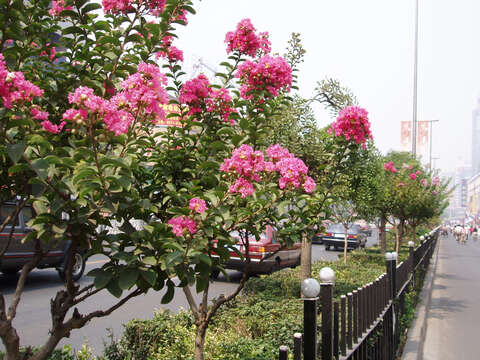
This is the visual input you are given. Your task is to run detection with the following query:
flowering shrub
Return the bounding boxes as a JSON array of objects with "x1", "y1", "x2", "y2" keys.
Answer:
[
  {"x1": 329, "y1": 105, "x2": 372, "y2": 148},
  {"x1": 225, "y1": 18, "x2": 271, "y2": 57}
]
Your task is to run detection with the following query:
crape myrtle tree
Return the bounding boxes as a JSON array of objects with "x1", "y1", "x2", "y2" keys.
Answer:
[
  {"x1": 0, "y1": 4, "x2": 319, "y2": 359},
  {"x1": 0, "y1": 0, "x2": 198, "y2": 359},
  {"x1": 267, "y1": 40, "x2": 373, "y2": 278},
  {"x1": 383, "y1": 153, "x2": 449, "y2": 252},
  {"x1": 329, "y1": 142, "x2": 383, "y2": 263}
]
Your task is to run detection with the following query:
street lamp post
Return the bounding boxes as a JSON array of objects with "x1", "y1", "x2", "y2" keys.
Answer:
[{"x1": 412, "y1": 0, "x2": 419, "y2": 156}]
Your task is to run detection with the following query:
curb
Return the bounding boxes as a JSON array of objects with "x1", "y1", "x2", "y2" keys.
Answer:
[{"x1": 401, "y1": 237, "x2": 440, "y2": 360}]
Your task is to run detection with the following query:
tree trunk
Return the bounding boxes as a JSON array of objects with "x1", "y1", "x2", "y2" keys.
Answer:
[
  {"x1": 379, "y1": 215, "x2": 387, "y2": 254},
  {"x1": 343, "y1": 231, "x2": 348, "y2": 264},
  {"x1": 194, "y1": 321, "x2": 208, "y2": 360},
  {"x1": 395, "y1": 222, "x2": 403, "y2": 254},
  {"x1": 300, "y1": 232, "x2": 312, "y2": 281},
  {"x1": 1, "y1": 326, "x2": 20, "y2": 360},
  {"x1": 412, "y1": 225, "x2": 417, "y2": 245}
]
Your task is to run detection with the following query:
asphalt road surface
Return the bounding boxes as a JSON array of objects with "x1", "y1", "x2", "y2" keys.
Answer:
[
  {"x1": 0, "y1": 230, "x2": 377, "y2": 354},
  {"x1": 423, "y1": 233, "x2": 480, "y2": 359}
]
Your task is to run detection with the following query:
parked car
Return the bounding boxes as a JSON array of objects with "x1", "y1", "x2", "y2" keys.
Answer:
[
  {"x1": 322, "y1": 223, "x2": 367, "y2": 251},
  {"x1": 355, "y1": 220, "x2": 372, "y2": 237},
  {"x1": 0, "y1": 202, "x2": 86, "y2": 280},
  {"x1": 211, "y1": 226, "x2": 301, "y2": 278}
]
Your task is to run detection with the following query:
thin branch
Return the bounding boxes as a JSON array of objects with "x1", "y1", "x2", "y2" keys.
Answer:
[
  {"x1": 7, "y1": 239, "x2": 43, "y2": 321},
  {"x1": 183, "y1": 286, "x2": 199, "y2": 320}
]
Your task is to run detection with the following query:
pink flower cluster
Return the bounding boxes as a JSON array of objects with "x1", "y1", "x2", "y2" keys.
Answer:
[
  {"x1": 49, "y1": 0, "x2": 72, "y2": 17},
  {"x1": 329, "y1": 106, "x2": 372, "y2": 148},
  {"x1": 155, "y1": 45, "x2": 184, "y2": 63},
  {"x1": 168, "y1": 216, "x2": 197, "y2": 237},
  {"x1": 41, "y1": 120, "x2": 65, "y2": 134},
  {"x1": 102, "y1": 0, "x2": 165, "y2": 16},
  {"x1": 115, "y1": 62, "x2": 169, "y2": 121},
  {"x1": 220, "y1": 144, "x2": 316, "y2": 197},
  {"x1": 189, "y1": 198, "x2": 207, "y2": 214},
  {"x1": 225, "y1": 18, "x2": 271, "y2": 57},
  {"x1": 409, "y1": 173, "x2": 417, "y2": 180},
  {"x1": 383, "y1": 161, "x2": 398, "y2": 173},
  {"x1": 235, "y1": 55, "x2": 292, "y2": 99},
  {"x1": 62, "y1": 63, "x2": 168, "y2": 135},
  {"x1": 179, "y1": 75, "x2": 236, "y2": 122},
  {"x1": 432, "y1": 176, "x2": 440, "y2": 186},
  {"x1": 0, "y1": 54, "x2": 43, "y2": 109}
]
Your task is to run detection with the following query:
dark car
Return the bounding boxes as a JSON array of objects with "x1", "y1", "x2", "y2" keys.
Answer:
[
  {"x1": 211, "y1": 226, "x2": 301, "y2": 278},
  {"x1": 322, "y1": 223, "x2": 367, "y2": 251},
  {"x1": 0, "y1": 202, "x2": 86, "y2": 280}
]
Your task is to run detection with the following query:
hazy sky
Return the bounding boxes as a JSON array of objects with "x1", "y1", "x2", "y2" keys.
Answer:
[{"x1": 176, "y1": 0, "x2": 480, "y2": 174}]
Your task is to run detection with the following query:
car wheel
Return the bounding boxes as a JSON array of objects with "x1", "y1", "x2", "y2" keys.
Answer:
[
  {"x1": 58, "y1": 251, "x2": 86, "y2": 282},
  {"x1": 2, "y1": 268, "x2": 20, "y2": 276}
]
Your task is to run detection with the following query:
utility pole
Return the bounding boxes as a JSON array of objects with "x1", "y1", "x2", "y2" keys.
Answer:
[{"x1": 412, "y1": 0, "x2": 419, "y2": 156}]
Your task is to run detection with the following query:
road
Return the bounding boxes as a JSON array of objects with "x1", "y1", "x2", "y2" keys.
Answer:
[
  {"x1": 0, "y1": 231, "x2": 377, "y2": 354},
  {"x1": 423, "y1": 233, "x2": 480, "y2": 359}
]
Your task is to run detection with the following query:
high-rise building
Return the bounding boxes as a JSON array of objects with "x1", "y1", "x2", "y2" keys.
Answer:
[{"x1": 472, "y1": 99, "x2": 480, "y2": 174}]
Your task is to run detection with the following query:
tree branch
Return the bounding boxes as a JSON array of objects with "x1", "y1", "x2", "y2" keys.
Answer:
[{"x1": 183, "y1": 286, "x2": 200, "y2": 320}]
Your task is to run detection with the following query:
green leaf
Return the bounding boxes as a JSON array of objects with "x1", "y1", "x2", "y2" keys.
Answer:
[
  {"x1": 31, "y1": 159, "x2": 49, "y2": 180},
  {"x1": 140, "y1": 270, "x2": 157, "y2": 286},
  {"x1": 81, "y1": 2, "x2": 102, "y2": 14},
  {"x1": 142, "y1": 256, "x2": 157, "y2": 266},
  {"x1": 93, "y1": 269, "x2": 113, "y2": 289},
  {"x1": 196, "y1": 276, "x2": 207, "y2": 293},
  {"x1": 161, "y1": 280, "x2": 175, "y2": 304},
  {"x1": 118, "y1": 268, "x2": 139, "y2": 290},
  {"x1": 107, "y1": 280, "x2": 122, "y2": 298},
  {"x1": 7, "y1": 142, "x2": 26, "y2": 163},
  {"x1": 198, "y1": 253, "x2": 212, "y2": 267}
]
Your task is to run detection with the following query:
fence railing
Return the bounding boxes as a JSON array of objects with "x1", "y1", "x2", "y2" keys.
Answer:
[{"x1": 278, "y1": 227, "x2": 440, "y2": 360}]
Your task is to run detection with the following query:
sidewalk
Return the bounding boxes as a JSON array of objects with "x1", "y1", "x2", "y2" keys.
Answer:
[{"x1": 406, "y1": 234, "x2": 480, "y2": 359}]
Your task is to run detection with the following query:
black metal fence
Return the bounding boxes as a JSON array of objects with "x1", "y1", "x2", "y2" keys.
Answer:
[{"x1": 279, "y1": 228, "x2": 439, "y2": 360}]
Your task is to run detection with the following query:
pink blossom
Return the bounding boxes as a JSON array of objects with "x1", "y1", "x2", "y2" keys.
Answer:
[
  {"x1": 433, "y1": 190, "x2": 438, "y2": 195},
  {"x1": 402, "y1": 163, "x2": 410, "y2": 169},
  {"x1": 68, "y1": 86, "x2": 104, "y2": 112},
  {"x1": 179, "y1": 74, "x2": 211, "y2": 115},
  {"x1": 220, "y1": 144, "x2": 265, "y2": 181},
  {"x1": 235, "y1": 55, "x2": 292, "y2": 99},
  {"x1": 48, "y1": 0, "x2": 72, "y2": 16},
  {"x1": 168, "y1": 216, "x2": 197, "y2": 237},
  {"x1": 205, "y1": 88, "x2": 236, "y2": 124},
  {"x1": 118, "y1": 62, "x2": 169, "y2": 121},
  {"x1": 62, "y1": 108, "x2": 88, "y2": 122},
  {"x1": 329, "y1": 106, "x2": 372, "y2": 148},
  {"x1": 174, "y1": 9, "x2": 188, "y2": 24},
  {"x1": 102, "y1": 0, "x2": 165, "y2": 15},
  {"x1": 409, "y1": 173, "x2": 417, "y2": 180},
  {"x1": 30, "y1": 107, "x2": 49, "y2": 121},
  {"x1": 225, "y1": 18, "x2": 271, "y2": 57},
  {"x1": 0, "y1": 55, "x2": 43, "y2": 108},
  {"x1": 5, "y1": 40, "x2": 13, "y2": 45},
  {"x1": 415, "y1": 170, "x2": 421, "y2": 175},
  {"x1": 229, "y1": 177, "x2": 255, "y2": 198},
  {"x1": 49, "y1": 47, "x2": 56, "y2": 61},
  {"x1": 102, "y1": 100, "x2": 134, "y2": 135},
  {"x1": 383, "y1": 161, "x2": 398, "y2": 173},
  {"x1": 420, "y1": 179, "x2": 428, "y2": 186},
  {"x1": 189, "y1": 198, "x2": 207, "y2": 213},
  {"x1": 303, "y1": 176, "x2": 316, "y2": 193},
  {"x1": 432, "y1": 176, "x2": 440, "y2": 186},
  {"x1": 397, "y1": 182, "x2": 405, "y2": 187},
  {"x1": 276, "y1": 156, "x2": 308, "y2": 189},
  {"x1": 41, "y1": 120, "x2": 65, "y2": 134},
  {"x1": 266, "y1": 144, "x2": 292, "y2": 162}
]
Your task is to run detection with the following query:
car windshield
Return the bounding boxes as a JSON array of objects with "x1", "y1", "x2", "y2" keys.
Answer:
[{"x1": 327, "y1": 224, "x2": 360, "y2": 235}]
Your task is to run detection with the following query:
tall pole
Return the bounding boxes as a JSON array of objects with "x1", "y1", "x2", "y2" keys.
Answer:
[{"x1": 412, "y1": 0, "x2": 419, "y2": 156}]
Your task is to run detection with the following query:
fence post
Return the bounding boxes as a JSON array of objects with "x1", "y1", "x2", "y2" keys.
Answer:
[
  {"x1": 293, "y1": 333, "x2": 302, "y2": 360},
  {"x1": 301, "y1": 278, "x2": 320, "y2": 360},
  {"x1": 408, "y1": 241, "x2": 415, "y2": 287},
  {"x1": 279, "y1": 345, "x2": 289, "y2": 360},
  {"x1": 320, "y1": 267, "x2": 335, "y2": 360}
]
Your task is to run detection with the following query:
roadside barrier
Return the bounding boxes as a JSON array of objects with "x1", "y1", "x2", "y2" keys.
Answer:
[{"x1": 279, "y1": 227, "x2": 439, "y2": 360}]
